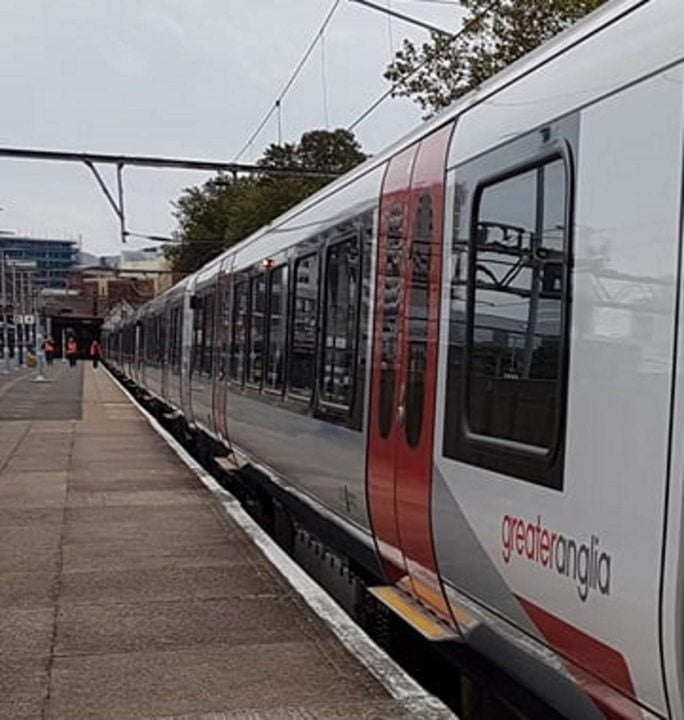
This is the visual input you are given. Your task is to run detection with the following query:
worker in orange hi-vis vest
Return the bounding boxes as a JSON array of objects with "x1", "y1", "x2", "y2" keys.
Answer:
[
  {"x1": 42, "y1": 337, "x2": 55, "y2": 366},
  {"x1": 66, "y1": 337, "x2": 78, "y2": 368},
  {"x1": 90, "y1": 339, "x2": 101, "y2": 369}
]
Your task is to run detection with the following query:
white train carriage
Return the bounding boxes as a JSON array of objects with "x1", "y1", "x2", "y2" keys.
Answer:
[{"x1": 104, "y1": 1, "x2": 684, "y2": 716}]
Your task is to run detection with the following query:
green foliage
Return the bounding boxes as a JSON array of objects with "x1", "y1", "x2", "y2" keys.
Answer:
[
  {"x1": 166, "y1": 129, "x2": 367, "y2": 275},
  {"x1": 384, "y1": 0, "x2": 607, "y2": 115}
]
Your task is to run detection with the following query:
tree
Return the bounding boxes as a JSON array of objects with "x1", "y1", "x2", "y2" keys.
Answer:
[
  {"x1": 260, "y1": 128, "x2": 367, "y2": 174},
  {"x1": 384, "y1": 0, "x2": 607, "y2": 116},
  {"x1": 166, "y1": 129, "x2": 367, "y2": 275}
]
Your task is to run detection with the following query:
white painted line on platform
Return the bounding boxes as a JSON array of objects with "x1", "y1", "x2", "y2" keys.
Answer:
[{"x1": 105, "y1": 367, "x2": 455, "y2": 718}]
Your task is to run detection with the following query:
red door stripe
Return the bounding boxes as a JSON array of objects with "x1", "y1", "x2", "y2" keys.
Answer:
[{"x1": 518, "y1": 596, "x2": 644, "y2": 719}]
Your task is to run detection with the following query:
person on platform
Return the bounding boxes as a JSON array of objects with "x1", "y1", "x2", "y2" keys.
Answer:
[
  {"x1": 90, "y1": 339, "x2": 101, "y2": 369},
  {"x1": 42, "y1": 337, "x2": 55, "y2": 366},
  {"x1": 66, "y1": 337, "x2": 78, "y2": 368}
]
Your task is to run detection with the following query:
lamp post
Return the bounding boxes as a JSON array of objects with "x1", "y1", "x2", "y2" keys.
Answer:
[
  {"x1": 27, "y1": 270, "x2": 48, "y2": 383},
  {"x1": 0, "y1": 222, "x2": 17, "y2": 374},
  {"x1": 11, "y1": 261, "x2": 19, "y2": 366},
  {"x1": 0, "y1": 247, "x2": 9, "y2": 374}
]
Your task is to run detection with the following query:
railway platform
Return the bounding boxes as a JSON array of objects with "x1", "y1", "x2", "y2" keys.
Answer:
[{"x1": 0, "y1": 363, "x2": 452, "y2": 720}]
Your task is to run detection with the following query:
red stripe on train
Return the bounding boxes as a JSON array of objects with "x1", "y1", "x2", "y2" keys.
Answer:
[{"x1": 518, "y1": 597, "x2": 644, "y2": 720}]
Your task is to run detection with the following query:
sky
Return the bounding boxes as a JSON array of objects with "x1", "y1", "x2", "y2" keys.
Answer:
[{"x1": 0, "y1": 0, "x2": 463, "y2": 256}]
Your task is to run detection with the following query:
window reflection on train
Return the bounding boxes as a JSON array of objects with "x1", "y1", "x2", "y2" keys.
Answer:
[
  {"x1": 469, "y1": 160, "x2": 565, "y2": 449},
  {"x1": 444, "y1": 148, "x2": 570, "y2": 489}
]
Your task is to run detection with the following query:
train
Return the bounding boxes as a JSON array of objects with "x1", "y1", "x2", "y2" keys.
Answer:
[{"x1": 103, "y1": 1, "x2": 684, "y2": 717}]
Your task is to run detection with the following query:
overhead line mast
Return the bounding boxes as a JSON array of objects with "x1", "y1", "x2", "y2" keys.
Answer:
[{"x1": 0, "y1": 147, "x2": 341, "y2": 246}]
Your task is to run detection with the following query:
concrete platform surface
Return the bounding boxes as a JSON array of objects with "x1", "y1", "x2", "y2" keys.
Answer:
[{"x1": 0, "y1": 365, "x2": 452, "y2": 720}]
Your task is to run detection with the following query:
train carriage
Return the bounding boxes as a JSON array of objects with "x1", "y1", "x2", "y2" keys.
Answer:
[{"x1": 103, "y1": 1, "x2": 684, "y2": 716}]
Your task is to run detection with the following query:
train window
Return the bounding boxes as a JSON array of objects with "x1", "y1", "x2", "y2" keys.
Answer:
[
  {"x1": 443, "y1": 149, "x2": 570, "y2": 489},
  {"x1": 378, "y1": 204, "x2": 403, "y2": 438},
  {"x1": 321, "y1": 236, "x2": 360, "y2": 408},
  {"x1": 217, "y1": 282, "x2": 231, "y2": 379},
  {"x1": 166, "y1": 311, "x2": 174, "y2": 367},
  {"x1": 138, "y1": 322, "x2": 145, "y2": 367},
  {"x1": 405, "y1": 192, "x2": 433, "y2": 448},
  {"x1": 468, "y1": 161, "x2": 565, "y2": 447},
  {"x1": 158, "y1": 316, "x2": 166, "y2": 365},
  {"x1": 171, "y1": 306, "x2": 182, "y2": 373},
  {"x1": 201, "y1": 294, "x2": 215, "y2": 376},
  {"x1": 192, "y1": 297, "x2": 206, "y2": 376},
  {"x1": 290, "y1": 254, "x2": 318, "y2": 398},
  {"x1": 247, "y1": 274, "x2": 266, "y2": 386},
  {"x1": 265, "y1": 265, "x2": 286, "y2": 392},
  {"x1": 231, "y1": 281, "x2": 248, "y2": 383}
]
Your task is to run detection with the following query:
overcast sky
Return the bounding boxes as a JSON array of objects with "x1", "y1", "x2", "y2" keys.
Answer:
[{"x1": 0, "y1": 0, "x2": 463, "y2": 256}]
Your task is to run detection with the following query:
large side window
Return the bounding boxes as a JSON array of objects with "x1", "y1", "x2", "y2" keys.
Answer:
[
  {"x1": 231, "y1": 281, "x2": 248, "y2": 383},
  {"x1": 321, "y1": 237, "x2": 360, "y2": 408},
  {"x1": 468, "y1": 160, "x2": 565, "y2": 448},
  {"x1": 218, "y1": 282, "x2": 231, "y2": 379},
  {"x1": 158, "y1": 315, "x2": 166, "y2": 365},
  {"x1": 290, "y1": 254, "x2": 318, "y2": 398},
  {"x1": 247, "y1": 274, "x2": 266, "y2": 386},
  {"x1": 265, "y1": 265, "x2": 286, "y2": 392},
  {"x1": 201, "y1": 294, "x2": 215, "y2": 376},
  {"x1": 171, "y1": 306, "x2": 182, "y2": 373},
  {"x1": 191, "y1": 297, "x2": 205, "y2": 375},
  {"x1": 444, "y1": 143, "x2": 571, "y2": 490}
]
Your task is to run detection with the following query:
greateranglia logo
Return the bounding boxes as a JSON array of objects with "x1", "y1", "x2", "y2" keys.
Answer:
[{"x1": 501, "y1": 515, "x2": 611, "y2": 602}]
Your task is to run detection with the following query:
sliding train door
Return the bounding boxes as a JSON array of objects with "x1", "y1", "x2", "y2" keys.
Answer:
[
  {"x1": 367, "y1": 124, "x2": 453, "y2": 617},
  {"x1": 212, "y1": 257, "x2": 231, "y2": 441},
  {"x1": 180, "y1": 275, "x2": 196, "y2": 422}
]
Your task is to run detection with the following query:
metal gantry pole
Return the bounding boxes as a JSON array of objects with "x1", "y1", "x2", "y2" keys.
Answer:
[
  {"x1": 31, "y1": 273, "x2": 46, "y2": 382},
  {"x1": 19, "y1": 270, "x2": 26, "y2": 365},
  {"x1": 34, "y1": 295, "x2": 45, "y2": 381},
  {"x1": 0, "y1": 249, "x2": 9, "y2": 374},
  {"x1": 27, "y1": 273, "x2": 34, "y2": 352},
  {"x1": 11, "y1": 261, "x2": 21, "y2": 366}
]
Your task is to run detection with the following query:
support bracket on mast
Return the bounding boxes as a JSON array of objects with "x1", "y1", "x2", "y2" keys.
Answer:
[{"x1": 84, "y1": 160, "x2": 128, "y2": 244}]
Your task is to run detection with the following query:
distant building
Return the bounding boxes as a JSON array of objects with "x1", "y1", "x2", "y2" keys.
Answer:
[
  {"x1": 120, "y1": 246, "x2": 174, "y2": 296},
  {"x1": 35, "y1": 245, "x2": 173, "y2": 358},
  {"x1": 1, "y1": 236, "x2": 78, "y2": 289},
  {"x1": 71, "y1": 245, "x2": 175, "y2": 300}
]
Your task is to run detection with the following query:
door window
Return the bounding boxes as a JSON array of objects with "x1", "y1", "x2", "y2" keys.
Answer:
[
  {"x1": 266, "y1": 265, "x2": 286, "y2": 392},
  {"x1": 405, "y1": 193, "x2": 433, "y2": 448},
  {"x1": 321, "y1": 238, "x2": 360, "y2": 408},
  {"x1": 290, "y1": 254, "x2": 317, "y2": 398},
  {"x1": 378, "y1": 204, "x2": 403, "y2": 438}
]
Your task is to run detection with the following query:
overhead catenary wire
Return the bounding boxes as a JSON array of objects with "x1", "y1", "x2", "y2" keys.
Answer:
[
  {"x1": 232, "y1": 0, "x2": 342, "y2": 162},
  {"x1": 400, "y1": 0, "x2": 461, "y2": 6},
  {"x1": 321, "y1": 34, "x2": 330, "y2": 130},
  {"x1": 386, "y1": 0, "x2": 395, "y2": 61},
  {"x1": 347, "y1": 0, "x2": 501, "y2": 131},
  {"x1": 350, "y1": 0, "x2": 456, "y2": 37}
]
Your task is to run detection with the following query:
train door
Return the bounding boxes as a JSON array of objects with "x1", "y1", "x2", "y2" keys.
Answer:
[
  {"x1": 367, "y1": 124, "x2": 454, "y2": 619},
  {"x1": 180, "y1": 277, "x2": 196, "y2": 423},
  {"x1": 212, "y1": 257, "x2": 232, "y2": 441},
  {"x1": 161, "y1": 301, "x2": 170, "y2": 400},
  {"x1": 134, "y1": 318, "x2": 144, "y2": 385}
]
